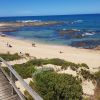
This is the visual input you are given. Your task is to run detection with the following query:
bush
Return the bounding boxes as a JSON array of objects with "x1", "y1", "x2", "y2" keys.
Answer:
[
  {"x1": 13, "y1": 63, "x2": 36, "y2": 78},
  {"x1": 94, "y1": 70, "x2": 100, "y2": 84},
  {"x1": 28, "y1": 58, "x2": 88, "y2": 71},
  {"x1": 32, "y1": 71, "x2": 83, "y2": 100},
  {"x1": 0, "y1": 53, "x2": 21, "y2": 61},
  {"x1": 80, "y1": 69, "x2": 94, "y2": 80},
  {"x1": 10, "y1": 58, "x2": 89, "y2": 79},
  {"x1": 80, "y1": 63, "x2": 89, "y2": 69}
]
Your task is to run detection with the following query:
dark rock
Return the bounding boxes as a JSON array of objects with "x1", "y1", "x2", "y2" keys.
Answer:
[
  {"x1": 71, "y1": 39, "x2": 100, "y2": 49},
  {"x1": 57, "y1": 29, "x2": 83, "y2": 38},
  {"x1": 93, "y1": 45, "x2": 100, "y2": 50},
  {"x1": 0, "y1": 27, "x2": 17, "y2": 32}
]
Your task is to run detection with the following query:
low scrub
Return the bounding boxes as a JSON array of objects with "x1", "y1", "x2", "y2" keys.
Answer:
[
  {"x1": 28, "y1": 58, "x2": 89, "y2": 71},
  {"x1": 30, "y1": 71, "x2": 83, "y2": 100},
  {"x1": 13, "y1": 63, "x2": 36, "y2": 78},
  {"x1": 0, "y1": 53, "x2": 21, "y2": 61}
]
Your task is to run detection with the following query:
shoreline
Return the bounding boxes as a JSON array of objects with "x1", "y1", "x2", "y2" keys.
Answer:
[
  {"x1": 3, "y1": 34, "x2": 100, "y2": 51},
  {"x1": 0, "y1": 34, "x2": 100, "y2": 71}
]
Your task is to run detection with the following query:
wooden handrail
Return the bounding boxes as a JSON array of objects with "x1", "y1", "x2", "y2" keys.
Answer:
[{"x1": 0, "y1": 57, "x2": 43, "y2": 100}]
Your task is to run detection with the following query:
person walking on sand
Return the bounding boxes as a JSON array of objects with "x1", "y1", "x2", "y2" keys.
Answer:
[
  {"x1": 32, "y1": 42, "x2": 36, "y2": 47},
  {"x1": 9, "y1": 44, "x2": 12, "y2": 48},
  {"x1": 59, "y1": 51, "x2": 63, "y2": 54}
]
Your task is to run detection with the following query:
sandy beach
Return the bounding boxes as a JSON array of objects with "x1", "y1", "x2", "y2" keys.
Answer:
[{"x1": 0, "y1": 35, "x2": 100, "y2": 71}]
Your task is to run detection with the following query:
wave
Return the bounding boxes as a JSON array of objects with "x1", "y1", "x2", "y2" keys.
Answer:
[
  {"x1": 74, "y1": 20, "x2": 83, "y2": 23},
  {"x1": 82, "y1": 32, "x2": 96, "y2": 36},
  {"x1": 16, "y1": 20, "x2": 41, "y2": 23},
  {"x1": 72, "y1": 29, "x2": 80, "y2": 31},
  {"x1": 62, "y1": 28, "x2": 80, "y2": 31}
]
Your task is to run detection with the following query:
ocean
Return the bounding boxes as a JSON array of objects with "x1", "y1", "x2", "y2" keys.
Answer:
[{"x1": 0, "y1": 14, "x2": 100, "y2": 48}]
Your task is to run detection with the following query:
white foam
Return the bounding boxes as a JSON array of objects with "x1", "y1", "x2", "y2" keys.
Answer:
[
  {"x1": 16, "y1": 20, "x2": 41, "y2": 23},
  {"x1": 72, "y1": 29, "x2": 80, "y2": 31},
  {"x1": 82, "y1": 32, "x2": 96, "y2": 36},
  {"x1": 74, "y1": 20, "x2": 83, "y2": 23}
]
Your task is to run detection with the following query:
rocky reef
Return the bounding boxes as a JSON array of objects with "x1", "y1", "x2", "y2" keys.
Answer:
[
  {"x1": 57, "y1": 29, "x2": 83, "y2": 38},
  {"x1": 0, "y1": 21, "x2": 63, "y2": 27},
  {"x1": 93, "y1": 45, "x2": 100, "y2": 50},
  {"x1": 0, "y1": 21, "x2": 64, "y2": 33},
  {"x1": 0, "y1": 27, "x2": 17, "y2": 32},
  {"x1": 71, "y1": 39, "x2": 100, "y2": 49}
]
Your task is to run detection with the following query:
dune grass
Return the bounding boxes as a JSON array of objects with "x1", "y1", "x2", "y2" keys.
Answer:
[{"x1": 0, "y1": 53, "x2": 21, "y2": 61}]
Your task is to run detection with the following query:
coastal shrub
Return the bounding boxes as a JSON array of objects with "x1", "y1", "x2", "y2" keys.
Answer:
[
  {"x1": 3, "y1": 64, "x2": 36, "y2": 79},
  {"x1": 13, "y1": 63, "x2": 36, "y2": 78},
  {"x1": 80, "y1": 63, "x2": 89, "y2": 69},
  {"x1": 3, "y1": 57, "x2": 90, "y2": 79},
  {"x1": 93, "y1": 70, "x2": 100, "y2": 100},
  {"x1": 70, "y1": 65, "x2": 78, "y2": 71},
  {"x1": 0, "y1": 53, "x2": 21, "y2": 61},
  {"x1": 79, "y1": 69, "x2": 94, "y2": 80},
  {"x1": 28, "y1": 58, "x2": 88, "y2": 70},
  {"x1": 28, "y1": 58, "x2": 67, "y2": 66},
  {"x1": 31, "y1": 71, "x2": 83, "y2": 100},
  {"x1": 94, "y1": 70, "x2": 100, "y2": 84}
]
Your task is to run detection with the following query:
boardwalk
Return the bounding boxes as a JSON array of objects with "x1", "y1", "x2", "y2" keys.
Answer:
[
  {"x1": 0, "y1": 69, "x2": 20, "y2": 100},
  {"x1": 0, "y1": 57, "x2": 43, "y2": 100}
]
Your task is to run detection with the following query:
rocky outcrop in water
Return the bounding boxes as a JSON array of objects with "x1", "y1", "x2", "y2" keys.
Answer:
[
  {"x1": 93, "y1": 45, "x2": 100, "y2": 50},
  {"x1": 57, "y1": 29, "x2": 83, "y2": 38},
  {"x1": 0, "y1": 21, "x2": 64, "y2": 27},
  {"x1": 0, "y1": 27, "x2": 17, "y2": 32},
  {"x1": 71, "y1": 40, "x2": 100, "y2": 49}
]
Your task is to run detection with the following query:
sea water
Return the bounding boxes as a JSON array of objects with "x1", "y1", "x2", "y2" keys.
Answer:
[{"x1": 0, "y1": 14, "x2": 100, "y2": 48}]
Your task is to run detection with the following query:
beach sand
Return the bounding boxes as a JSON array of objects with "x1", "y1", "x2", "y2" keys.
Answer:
[
  {"x1": 0, "y1": 35, "x2": 99, "y2": 96},
  {"x1": 0, "y1": 35, "x2": 100, "y2": 71}
]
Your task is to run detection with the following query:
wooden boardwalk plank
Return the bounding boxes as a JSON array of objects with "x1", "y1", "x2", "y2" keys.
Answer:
[{"x1": 0, "y1": 69, "x2": 21, "y2": 100}]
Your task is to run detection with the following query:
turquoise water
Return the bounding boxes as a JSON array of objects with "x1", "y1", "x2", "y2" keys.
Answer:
[{"x1": 0, "y1": 14, "x2": 100, "y2": 48}]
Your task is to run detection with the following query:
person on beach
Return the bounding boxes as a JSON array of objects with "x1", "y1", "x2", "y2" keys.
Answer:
[
  {"x1": 59, "y1": 51, "x2": 63, "y2": 54},
  {"x1": 32, "y1": 43, "x2": 36, "y2": 47},
  {"x1": 6, "y1": 42, "x2": 12, "y2": 48},
  {"x1": 9, "y1": 44, "x2": 12, "y2": 48}
]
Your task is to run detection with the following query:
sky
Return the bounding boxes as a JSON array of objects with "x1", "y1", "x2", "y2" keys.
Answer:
[{"x1": 0, "y1": 0, "x2": 100, "y2": 16}]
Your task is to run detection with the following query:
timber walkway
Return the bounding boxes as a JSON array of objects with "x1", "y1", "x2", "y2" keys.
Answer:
[
  {"x1": 0, "y1": 57, "x2": 43, "y2": 100},
  {"x1": 0, "y1": 69, "x2": 20, "y2": 100}
]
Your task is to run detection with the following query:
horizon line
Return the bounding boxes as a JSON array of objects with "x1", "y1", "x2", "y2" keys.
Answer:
[{"x1": 0, "y1": 13, "x2": 100, "y2": 18}]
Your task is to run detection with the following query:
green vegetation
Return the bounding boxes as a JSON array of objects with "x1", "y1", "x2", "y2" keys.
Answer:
[
  {"x1": 3, "y1": 58, "x2": 89, "y2": 79},
  {"x1": 27, "y1": 58, "x2": 89, "y2": 71},
  {"x1": 13, "y1": 63, "x2": 36, "y2": 78},
  {"x1": 3, "y1": 62, "x2": 36, "y2": 78},
  {"x1": 25, "y1": 70, "x2": 83, "y2": 100},
  {"x1": 93, "y1": 70, "x2": 100, "y2": 100},
  {"x1": 3, "y1": 57, "x2": 99, "y2": 100},
  {"x1": 79, "y1": 69, "x2": 94, "y2": 80},
  {"x1": 94, "y1": 70, "x2": 100, "y2": 84},
  {"x1": 0, "y1": 53, "x2": 21, "y2": 61},
  {"x1": 2, "y1": 54, "x2": 100, "y2": 100},
  {"x1": 30, "y1": 71, "x2": 83, "y2": 100}
]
